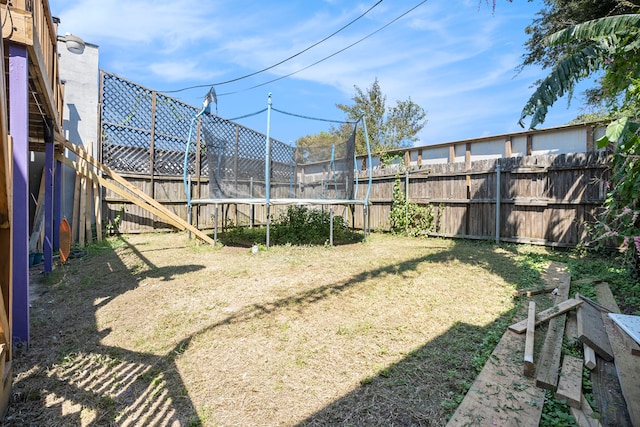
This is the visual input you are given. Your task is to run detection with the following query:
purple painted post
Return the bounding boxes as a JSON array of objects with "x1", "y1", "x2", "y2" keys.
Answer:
[
  {"x1": 54, "y1": 158, "x2": 62, "y2": 251},
  {"x1": 9, "y1": 43, "x2": 30, "y2": 347},
  {"x1": 44, "y1": 139, "x2": 54, "y2": 273}
]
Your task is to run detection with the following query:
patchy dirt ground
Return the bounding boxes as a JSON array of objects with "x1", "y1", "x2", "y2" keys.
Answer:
[{"x1": 3, "y1": 232, "x2": 538, "y2": 426}]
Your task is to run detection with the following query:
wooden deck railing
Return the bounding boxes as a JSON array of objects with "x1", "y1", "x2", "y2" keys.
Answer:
[{"x1": 2, "y1": 0, "x2": 64, "y2": 129}]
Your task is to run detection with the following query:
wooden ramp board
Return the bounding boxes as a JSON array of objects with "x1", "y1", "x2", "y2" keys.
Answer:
[
  {"x1": 577, "y1": 296, "x2": 614, "y2": 362},
  {"x1": 541, "y1": 260, "x2": 572, "y2": 287},
  {"x1": 602, "y1": 314, "x2": 640, "y2": 427},
  {"x1": 594, "y1": 285, "x2": 640, "y2": 427},
  {"x1": 591, "y1": 355, "x2": 632, "y2": 427},
  {"x1": 447, "y1": 330, "x2": 545, "y2": 427}
]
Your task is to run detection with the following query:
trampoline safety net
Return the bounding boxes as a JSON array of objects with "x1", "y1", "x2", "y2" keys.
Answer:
[
  {"x1": 99, "y1": 71, "x2": 363, "y2": 205},
  {"x1": 206, "y1": 124, "x2": 357, "y2": 201}
]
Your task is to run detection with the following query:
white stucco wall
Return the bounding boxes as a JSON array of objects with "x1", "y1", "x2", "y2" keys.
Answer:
[{"x1": 58, "y1": 41, "x2": 100, "y2": 223}]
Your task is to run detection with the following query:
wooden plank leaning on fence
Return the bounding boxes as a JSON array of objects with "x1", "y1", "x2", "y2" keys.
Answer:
[{"x1": 55, "y1": 137, "x2": 215, "y2": 246}]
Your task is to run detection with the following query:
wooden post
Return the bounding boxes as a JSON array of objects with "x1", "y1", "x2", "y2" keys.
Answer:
[
  {"x1": 526, "y1": 134, "x2": 533, "y2": 156},
  {"x1": 71, "y1": 171, "x2": 80, "y2": 244},
  {"x1": 465, "y1": 143, "x2": 471, "y2": 170},
  {"x1": 505, "y1": 137, "x2": 512, "y2": 157},
  {"x1": 85, "y1": 144, "x2": 93, "y2": 244},
  {"x1": 78, "y1": 153, "x2": 87, "y2": 246},
  {"x1": 448, "y1": 145, "x2": 455, "y2": 164},
  {"x1": 417, "y1": 149, "x2": 422, "y2": 167},
  {"x1": 234, "y1": 124, "x2": 239, "y2": 193},
  {"x1": 149, "y1": 92, "x2": 157, "y2": 198},
  {"x1": 28, "y1": 169, "x2": 45, "y2": 254},
  {"x1": 586, "y1": 126, "x2": 595, "y2": 152}
]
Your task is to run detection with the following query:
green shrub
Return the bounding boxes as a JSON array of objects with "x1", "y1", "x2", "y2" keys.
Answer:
[{"x1": 389, "y1": 174, "x2": 437, "y2": 236}]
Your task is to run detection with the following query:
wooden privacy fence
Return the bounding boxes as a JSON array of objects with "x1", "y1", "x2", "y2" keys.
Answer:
[
  {"x1": 103, "y1": 150, "x2": 609, "y2": 248},
  {"x1": 355, "y1": 151, "x2": 609, "y2": 247}
]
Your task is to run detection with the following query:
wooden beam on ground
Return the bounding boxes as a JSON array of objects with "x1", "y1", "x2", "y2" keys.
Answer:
[
  {"x1": 509, "y1": 298, "x2": 582, "y2": 334},
  {"x1": 591, "y1": 355, "x2": 632, "y2": 427},
  {"x1": 594, "y1": 283, "x2": 640, "y2": 427},
  {"x1": 58, "y1": 138, "x2": 215, "y2": 246},
  {"x1": 572, "y1": 277, "x2": 604, "y2": 286},
  {"x1": 570, "y1": 395, "x2": 602, "y2": 427},
  {"x1": 524, "y1": 301, "x2": 536, "y2": 377},
  {"x1": 513, "y1": 284, "x2": 557, "y2": 297},
  {"x1": 556, "y1": 355, "x2": 583, "y2": 408},
  {"x1": 577, "y1": 295, "x2": 614, "y2": 362},
  {"x1": 536, "y1": 266, "x2": 571, "y2": 390},
  {"x1": 542, "y1": 261, "x2": 570, "y2": 287},
  {"x1": 447, "y1": 330, "x2": 545, "y2": 427},
  {"x1": 579, "y1": 294, "x2": 616, "y2": 314},
  {"x1": 601, "y1": 314, "x2": 640, "y2": 427}
]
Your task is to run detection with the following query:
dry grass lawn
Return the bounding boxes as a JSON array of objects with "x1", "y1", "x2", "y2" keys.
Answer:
[{"x1": 4, "y1": 232, "x2": 545, "y2": 426}]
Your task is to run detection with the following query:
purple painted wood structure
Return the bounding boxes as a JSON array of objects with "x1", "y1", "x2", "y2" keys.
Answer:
[
  {"x1": 44, "y1": 140, "x2": 54, "y2": 273},
  {"x1": 9, "y1": 43, "x2": 30, "y2": 346}
]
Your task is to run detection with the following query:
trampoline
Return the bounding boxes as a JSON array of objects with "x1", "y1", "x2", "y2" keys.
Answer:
[{"x1": 188, "y1": 93, "x2": 373, "y2": 246}]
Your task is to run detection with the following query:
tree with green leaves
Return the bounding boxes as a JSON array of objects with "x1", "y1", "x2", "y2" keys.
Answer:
[
  {"x1": 519, "y1": 0, "x2": 638, "y2": 110},
  {"x1": 335, "y1": 78, "x2": 427, "y2": 155},
  {"x1": 294, "y1": 131, "x2": 344, "y2": 163},
  {"x1": 519, "y1": 13, "x2": 640, "y2": 270}
]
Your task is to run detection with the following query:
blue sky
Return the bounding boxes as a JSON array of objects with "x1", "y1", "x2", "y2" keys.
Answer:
[{"x1": 50, "y1": 0, "x2": 595, "y2": 146}]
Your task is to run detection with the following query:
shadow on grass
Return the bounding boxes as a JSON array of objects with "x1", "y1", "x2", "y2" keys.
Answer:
[
  {"x1": 297, "y1": 320, "x2": 506, "y2": 426},
  {"x1": 4, "y1": 235, "x2": 543, "y2": 426},
  {"x1": 4, "y1": 235, "x2": 206, "y2": 426}
]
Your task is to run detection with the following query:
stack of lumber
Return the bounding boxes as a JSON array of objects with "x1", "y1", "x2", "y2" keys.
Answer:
[
  {"x1": 448, "y1": 262, "x2": 640, "y2": 427},
  {"x1": 55, "y1": 138, "x2": 215, "y2": 246},
  {"x1": 70, "y1": 143, "x2": 102, "y2": 247}
]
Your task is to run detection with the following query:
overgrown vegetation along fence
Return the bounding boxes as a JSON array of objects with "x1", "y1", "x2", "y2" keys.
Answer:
[{"x1": 103, "y1": 150, "x2": 609, "y2": 248}]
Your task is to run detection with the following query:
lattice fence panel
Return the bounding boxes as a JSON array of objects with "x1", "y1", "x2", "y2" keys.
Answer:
[{"x1": 100, "y1": 72, "x2": 357, "y2": 203}]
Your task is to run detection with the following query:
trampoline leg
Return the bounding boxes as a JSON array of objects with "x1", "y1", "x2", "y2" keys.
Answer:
[
  {"x1": 266, "y1": 204, "x2": 270, "y2": 248},
  {"x1": 214, "y1": 203, "x2": 219, "y2": 245},
  {"x1": 329, "y1": 206, "x2": 334, "y2": 246},
  {"x1": 187, "y1": 204, "x2": 192, "y2": 240}
]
